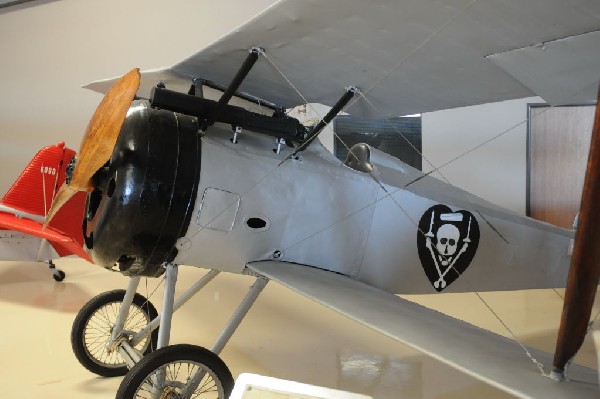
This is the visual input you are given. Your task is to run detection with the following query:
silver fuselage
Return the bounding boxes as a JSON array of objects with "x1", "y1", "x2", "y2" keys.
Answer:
[{"x1": 174, "y1": 124, "x2": 572, "y2": 295}]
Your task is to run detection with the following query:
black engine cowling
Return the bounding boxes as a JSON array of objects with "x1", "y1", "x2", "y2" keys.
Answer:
[{"x1": 84, "y1": 100, "x2": 201, "y2": 277}]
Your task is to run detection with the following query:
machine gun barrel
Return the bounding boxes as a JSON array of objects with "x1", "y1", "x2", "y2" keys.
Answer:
[{"x1": 150, "y1": 86, "x2": 306, "y2": 142}]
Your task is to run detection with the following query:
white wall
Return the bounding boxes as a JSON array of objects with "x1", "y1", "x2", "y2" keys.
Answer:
[
  {"x1": 315, "y1": 97, "x2": 540, "y2": 215},
  {"x1": 301, "y1": 98, "x2": 540, "y2": 214},
  {"x1": 0, "y1": 0, "x2": 277, "y2": 193},
  {"x1": 0, "y1": 1, "x2": 538, "y2": 215},
  {"x1": 422, "y1": 97, "x2": 542, "y2": 215}
]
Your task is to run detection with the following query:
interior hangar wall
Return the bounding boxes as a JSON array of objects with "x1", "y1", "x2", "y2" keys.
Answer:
[
  {"x1": 0, "y1": 0, "x2": 277, "y2": 194},
  {"x1": 317, "y1": 97, "x2": 540, "y2": 215},
  {"x1": 2, "y1": 0, "x2": 538, "y2": 216},
  {"x1": 421, "y1": 97, "x2": 542, "y2": 215}
]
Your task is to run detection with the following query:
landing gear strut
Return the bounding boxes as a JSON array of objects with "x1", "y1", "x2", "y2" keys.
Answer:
[
  {"x1": 71, "y1": 287, "x2": 159, "y2": 376},
  {"x1": 71, "y1": 264, "x2": 269, "y2": 399}
]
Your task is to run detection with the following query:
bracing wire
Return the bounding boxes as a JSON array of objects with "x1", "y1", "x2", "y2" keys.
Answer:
[
  {"x1": 178, "y1": 1, "x2": 596, "y2": 374},
  {"x1": 356, "y1": 93, "x2": 449, "y2": 183},
  {"x1": 345, "y1": 0, "x2": 480, "y2": 112},
  {"x1": 262, "y1": 52, "x2": 548, "y2": 373},
  {"x1": 143, "y1": 276, "x2": 165, "y2": 352},
  {"x1": 256, "y1": 46, "x2": 600, "y2": 378}
]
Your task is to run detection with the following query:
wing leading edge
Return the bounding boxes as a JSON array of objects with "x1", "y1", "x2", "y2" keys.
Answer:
[
  {"x1": 247, "y1": 261, "x2": 598, "y2": 399},
  {"x1": 84, "y1": 0, "x2": 600, "y2": 117}
]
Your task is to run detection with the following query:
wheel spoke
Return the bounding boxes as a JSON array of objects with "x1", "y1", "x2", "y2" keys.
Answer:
[
  {"x1": 132, "y1": 362, "x2": 220, "y2": 398},
  {"x1": 81, "y1": 299, "x2": 153, "y2": 368},
  {"x1": 72, "y1": 290, "x2": 158, "y2": 377}
]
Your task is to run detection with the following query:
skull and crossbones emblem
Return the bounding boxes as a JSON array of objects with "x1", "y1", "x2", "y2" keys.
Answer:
[
  {"x1": 417, "y1": 205, "x2": 478, "y2": 291},
  {"x1": 435, "y1": 223, "x2": 460, "y2": 265}
]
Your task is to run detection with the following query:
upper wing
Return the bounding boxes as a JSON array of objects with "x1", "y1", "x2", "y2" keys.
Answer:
[
  {"x1": 84, "y1": 0, "x2": 600, "y2": 118},
  {"x1": 247, "y1": 261, "x2": 598, "y2": 399},
  {"x1": 0, "y1": 212, "x2": 91, "y2": 261}
]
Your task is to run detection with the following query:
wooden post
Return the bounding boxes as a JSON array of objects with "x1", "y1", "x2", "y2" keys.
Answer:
[{"x1": 552, "y1": 86, "x2": 600, "y2": 378}]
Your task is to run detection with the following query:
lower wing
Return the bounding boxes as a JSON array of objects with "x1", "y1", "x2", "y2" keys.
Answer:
[
  {"x1": 247, "y1": 261, "x2": 597, "y2": 399},
  {"x1": 0, "y1": 212, "x2": 91, "y2": 262}
]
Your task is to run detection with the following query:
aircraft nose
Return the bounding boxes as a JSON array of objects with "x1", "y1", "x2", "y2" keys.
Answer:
[{"x1": 83, "y1": 100, "x2": 201, "y2": 277}]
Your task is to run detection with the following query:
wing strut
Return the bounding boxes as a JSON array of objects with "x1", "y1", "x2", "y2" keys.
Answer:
[
  {"x1": 291, "y1": 86, "x2": 359, "y2": 157},
  {"x1": 552, "y1": 85, "x2": 600, "y2": 379},
  {"x1": 201, "y1": 47, "x2": 263, "y2": 130}
]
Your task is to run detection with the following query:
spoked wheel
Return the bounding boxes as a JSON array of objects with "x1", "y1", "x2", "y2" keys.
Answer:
[
  {"x1": 116, "y1": 344, "x2": 234, "y2": 399},
  {"x1": 71, "y1": 289, "x2": 159, "y2": 377}
]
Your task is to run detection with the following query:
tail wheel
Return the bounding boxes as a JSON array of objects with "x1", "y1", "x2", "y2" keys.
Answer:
[
  {"x1": 71, "y1": 289, "x2": 158, "y2": 377},
  {"x1": 116, "y1": 344, "x2": 234, "y2": 399},
  {"x1": 48, "y1": 261, "x2": 65, "y2": 282},
  {"x1": 52, "y1": 269, "x2": 66, "y2": 281}
]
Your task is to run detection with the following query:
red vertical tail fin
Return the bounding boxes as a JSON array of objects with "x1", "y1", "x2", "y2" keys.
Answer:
[
  {"x1": 1, "y1": 142, "x2": 73, "y2": 217},
  {"x1": 1, "y1": 142, "x2": 86, "y2": 249}
]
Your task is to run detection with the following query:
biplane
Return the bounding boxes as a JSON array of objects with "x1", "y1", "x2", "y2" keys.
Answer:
[
  {"x1": 42, "y1": 0, "x2": 600, "y2": 398},
  {"x1": 0, "y1": 142, "x2": 89, "y2": 281}
]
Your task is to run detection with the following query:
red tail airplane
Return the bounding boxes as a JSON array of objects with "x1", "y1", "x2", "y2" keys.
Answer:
[{"x1": 0, "y1": 142, "x2": 90, "y2": 280}]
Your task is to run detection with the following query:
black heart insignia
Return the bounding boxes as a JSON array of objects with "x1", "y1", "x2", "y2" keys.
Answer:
[{"x1": 417, "y1": 204, "x2": 480, "y2": 292}]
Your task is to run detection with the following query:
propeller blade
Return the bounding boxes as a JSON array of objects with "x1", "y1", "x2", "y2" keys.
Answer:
[{"x1": 45, "y1": 68, "x2": 140, "y2": 225}]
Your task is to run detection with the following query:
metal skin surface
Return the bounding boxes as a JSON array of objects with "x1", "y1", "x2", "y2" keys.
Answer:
[
  {"x1": 77, "y1": 0, "x2": 597, "y2": 294},
  {"x1": 85, "y1": 0, "x2": 600, "y2": 117},
  {"x1": 84, "y1": 103, "x2": 573, "y2": 293},
  {"x1": 67, "y1": 1, "x2": 599, "y2": 394},
  {"x1": 0, "y1": 231, "x2": 59, "y2": 261},
  {"x1": 169, "y1": 123, "x2": 573, "y2": 295},
  {"x1": 83, "y1": 101, "x2": 200, "y2": 277}
]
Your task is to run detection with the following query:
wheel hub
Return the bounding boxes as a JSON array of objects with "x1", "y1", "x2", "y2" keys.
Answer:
[{"x1": 159, "y1": 381, "x2": 186, "y2": 399}]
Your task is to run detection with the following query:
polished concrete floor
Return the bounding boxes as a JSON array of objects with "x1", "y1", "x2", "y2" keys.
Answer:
[{"x1": 1, "y1": 258, "x2": 598, "y2": 398}]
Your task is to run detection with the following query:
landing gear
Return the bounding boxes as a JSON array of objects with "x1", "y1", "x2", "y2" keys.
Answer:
[
  {"x1": 48, "y1": 261, "x2": 65, "y2": 281},
  {"x1": 71, "y1": 288, "x2": 159, "y2": 377},
  {"x1": 116, "y1": 344, "x2": 234, "y2": 399},
  {"x1": 70, "y1": 264, "x2": 269, "y2": 398}
]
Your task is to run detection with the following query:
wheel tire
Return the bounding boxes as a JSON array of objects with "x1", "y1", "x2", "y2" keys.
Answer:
[
  {"x1": 71, "y1": 289, "x2": 159, "y2": 377},
  {"x1": 53, "y1": 269, "x2": 66, "y2": 282},
  {"x1": 116, "y1": 344, "x2": 234, "y2": 399}
]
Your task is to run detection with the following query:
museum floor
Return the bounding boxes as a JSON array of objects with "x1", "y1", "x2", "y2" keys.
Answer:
[{"x1": 1, "y1": 258, "x2": 598, "y2": 398}]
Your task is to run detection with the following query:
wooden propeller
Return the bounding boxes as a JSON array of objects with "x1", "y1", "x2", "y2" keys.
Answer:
[
  {"x1": 552, "y1": 85, "x2": 600, "y2": 378},
  {"x1": 45, "y1": 68, "x2": 140, "y2": 225}
]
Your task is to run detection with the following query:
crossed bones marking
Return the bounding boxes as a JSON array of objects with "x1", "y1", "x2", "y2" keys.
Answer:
[{"x1": 424, "y1": 211, "x2": 472, "y2": 289}]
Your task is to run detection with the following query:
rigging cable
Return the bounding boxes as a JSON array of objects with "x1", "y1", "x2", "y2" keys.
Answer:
[
  {"x1": 179, "y1": 3, "x2": 596, "y2": 374},
  {"x1": 259, "y1": 50, "x2": 600, "y2": 377}
]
